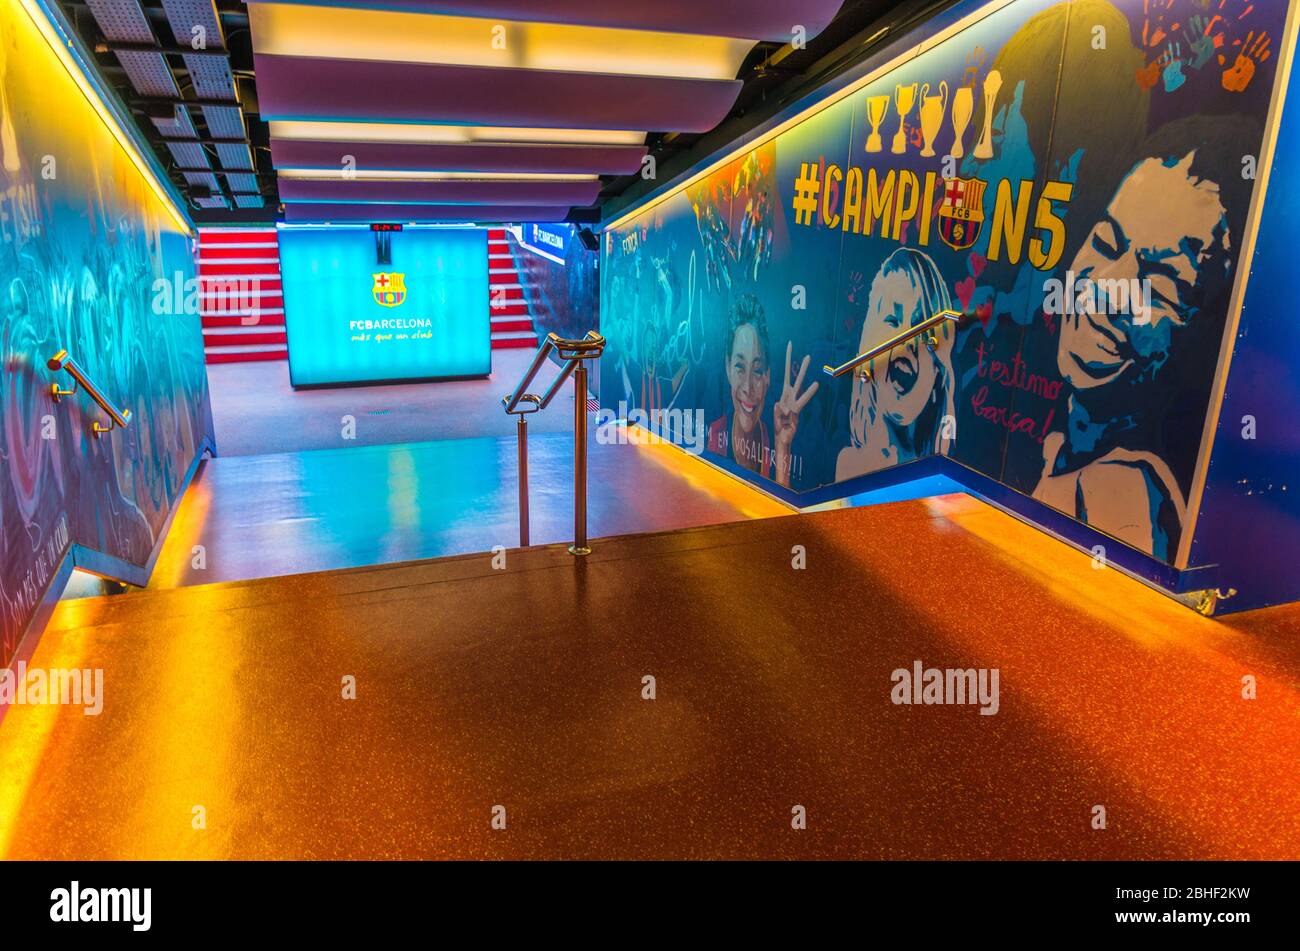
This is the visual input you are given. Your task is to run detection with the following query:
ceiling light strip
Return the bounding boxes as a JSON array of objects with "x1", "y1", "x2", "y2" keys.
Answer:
[
  {"x1": 603, "y1": 0, "x2": 1020, "y2": 231},
  {"x1": 20, "y1": 0, "x2": 191, "y2": 232},
  {"x1": 247, "y1": 3, "x2": 753, "y2": 82},
  {"x1": 278, "y1": 169, "x2": 598, "y2": 181},
  {"x1": 267, "y1": 120, "x2": 645, "y2": 147}
]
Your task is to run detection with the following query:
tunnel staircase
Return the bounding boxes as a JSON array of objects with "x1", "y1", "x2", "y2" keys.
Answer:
[
  {"x1": 488, "y1": 227, "x2": 539, "y2": 350},
  {"x1": 198, "y1": 226, "x2": 288, "y2": 364},
  {"x1": 12, "y1": 497, "x2": 1298, "y2": 859}
]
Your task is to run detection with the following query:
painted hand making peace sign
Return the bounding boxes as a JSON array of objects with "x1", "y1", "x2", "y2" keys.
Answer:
[{"x1": 773, "y1": 341, "x2": 819, "y2": 487}]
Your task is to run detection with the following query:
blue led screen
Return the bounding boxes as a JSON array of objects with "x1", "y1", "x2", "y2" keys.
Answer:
[{"x1": 280, "y1": 227, "x2": 490, "y2": 386}]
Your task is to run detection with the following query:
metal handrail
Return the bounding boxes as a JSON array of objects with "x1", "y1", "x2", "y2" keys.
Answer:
[
  {"x1": 502, "y1": 331, "x2": 605, "y2": 415},
  {"x1": 501, "y1": 331, "x2": 606, "y2": 554},
  {"x1": 47, "y1": 350, "x2": 132, "y2": 437},
  {"x1": 823, "y1": 309, "x2": 963, "y2": 380}
]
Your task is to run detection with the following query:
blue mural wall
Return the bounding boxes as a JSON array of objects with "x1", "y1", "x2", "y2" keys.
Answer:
[
  {"x1": 0, "y1": 0, "x2": 213, "y2": 665},
  {"x1": 601, "y1": 0, "x2": 1291, "y2": 574},
  {"x1": 1185, "y1": 46, "x2": 1300, "y2": 612}
]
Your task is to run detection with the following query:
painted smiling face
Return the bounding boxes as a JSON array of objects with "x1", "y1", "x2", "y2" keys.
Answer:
[
  {"x1": 727, "y1": 322, "x2": 769, "y2": 435},
  {"x1": 1060, "y1": 152, "x2": 1228, "y2": 391},
  {"x1": 863, "y1": 268, "x2": 937, "y2": 426}
]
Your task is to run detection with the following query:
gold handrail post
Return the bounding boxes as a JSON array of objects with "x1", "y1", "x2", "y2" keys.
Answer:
[
  {"x1": 517, "y1": 413, "x2": 530, "y2": 547},
  {"x1": 569, "y1": 361, "x2": 590, "y2": 556}
]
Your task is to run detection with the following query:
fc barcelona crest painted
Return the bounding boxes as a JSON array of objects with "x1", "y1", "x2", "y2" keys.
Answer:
[
  {"x1": 372, "y1": 272, "x2": 406, "y2": 307},
  {"x1": 937, "y1": 177, "x2": 987, "y2": 251}
]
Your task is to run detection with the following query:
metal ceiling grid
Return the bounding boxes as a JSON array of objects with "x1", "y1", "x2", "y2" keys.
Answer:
[
  {"x1": 182, "y1": 170, "x2": 221, "y2": 190},
  {"x1": 223, "y1": 172, "x2": 260, "y2": 192},
  {"x1": 214, "y1": 142, "x2": 255, "y2": 170},
  {"x1": 149, "y1": 104, "x2": 199, "y2": 138},
  {"x1": 165, "y1": 141, "x2": 211, "y2": 168},
  {"x1": 201, "y1": 104, "x2": 246, "y2": 139}
]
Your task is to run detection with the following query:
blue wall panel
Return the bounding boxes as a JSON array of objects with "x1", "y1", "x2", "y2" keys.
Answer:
[
  {"x1": 1187, "y1": 47, "x2": 1300, "y2": 612},
  {"x1": 0, "y1": 0, "x2": 213, "y2": 663}
]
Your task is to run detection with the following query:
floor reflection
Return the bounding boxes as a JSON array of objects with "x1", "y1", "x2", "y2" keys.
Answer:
[{"x1": 145, "y1": 428, "x2": 793, "y2": 589}]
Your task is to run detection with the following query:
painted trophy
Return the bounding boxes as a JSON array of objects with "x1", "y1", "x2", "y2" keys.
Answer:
[
  {"x1": 949, "y1": 85, "x2": 973, "y2": 159},
  {"x1": 891, "y1": 82, "x2": 918, "y2": 155},
  {"x1": 973, "y1": 69, "x2": 1002, "y2": 160},
  {"x1": 865, "y1": 94, "x2": 890, "y2": 153},
  {"x1": 918, "y1": 81, "x2": 948, "y2": 157}
]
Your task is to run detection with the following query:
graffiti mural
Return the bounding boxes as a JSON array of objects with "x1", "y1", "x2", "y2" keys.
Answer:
[
  {"x1": 601, "y1": 0, "x2": 1288, "y2": 563},
  {"x1": 0, "y1": 1, "x2": 213, "y2": 664}
]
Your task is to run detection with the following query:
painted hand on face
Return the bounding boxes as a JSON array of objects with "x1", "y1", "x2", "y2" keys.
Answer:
[{"x1": 774, "y1": 341, "x2": 819, "y2": 452}]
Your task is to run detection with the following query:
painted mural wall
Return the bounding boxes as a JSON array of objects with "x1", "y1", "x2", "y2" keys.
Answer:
[
  {"x1": 601, "y1": 0, "x2": 1289, "y2": 566},
  {"x1": 0, "y1": 1, "x2": 213, "y2": 665}
]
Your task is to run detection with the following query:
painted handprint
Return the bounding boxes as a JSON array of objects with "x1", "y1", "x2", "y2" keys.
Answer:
[
  {"x1": 963, "y1": 45, "x2": 989, "y2": 87},
  {"x1": 1184, "y1": 16, "x2": 1217, "y2": 70},
  {"x1": 1222, "y1": 31, "x2": 1271, "y2": 93},
  {"x1": 773, "y1": 341, "x2": 819, "y2": 488},
  {"x1": 1139, "y1": 0, "x2": 1178, "y2": 49},
  {"x1": 1136, "y1": 55, "x2": 1163, "y2": 92},
  {"x1": 1162, "y1": 43, "x2": 1186, "y2": 91}
]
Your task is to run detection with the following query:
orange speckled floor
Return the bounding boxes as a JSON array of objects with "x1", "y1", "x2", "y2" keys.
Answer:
[{"x1": 1, "y1": 495, "x2": 1297, "y2": 859}]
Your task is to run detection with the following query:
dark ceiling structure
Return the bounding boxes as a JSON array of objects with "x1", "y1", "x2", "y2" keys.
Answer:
[{"x1": 58, "y1": 0, "x2": 949, "y2": 225}]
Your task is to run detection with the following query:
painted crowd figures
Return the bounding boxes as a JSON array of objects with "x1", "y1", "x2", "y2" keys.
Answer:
[
  {"x1": 949, "y1": 84, "x2": 973, "y2": 158},
  {"x1": 918, "y1": 80, "x2": 948, "y2": 157},
  {"x1": 892, "y1": 82, "x2": 918, "y2": 154},
  {"x1": 865, "y1": 93, "x2": 891, "y2": 152},
  {"x1": 973, "y1": 69, "x2": 1002, "y2": 159}
]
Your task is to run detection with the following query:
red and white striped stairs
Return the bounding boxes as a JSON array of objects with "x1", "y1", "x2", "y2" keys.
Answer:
[
  {"x1": 197, "y1": 227, "x2": 288, "y2": 364},
  {"x1": 488, "y1": 228, "x2": 538, "y2": 350},
  {"x1": 198, "y1": 226, "x2": 534, "y2": 362}
]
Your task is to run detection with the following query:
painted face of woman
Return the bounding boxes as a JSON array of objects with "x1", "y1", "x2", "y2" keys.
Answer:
[
  {"x1": 727, "y1": 322, "x2": 769, "y2": 435},
  {"x1": 864, "y1": 269, "x2": 938, "y2": 427}
]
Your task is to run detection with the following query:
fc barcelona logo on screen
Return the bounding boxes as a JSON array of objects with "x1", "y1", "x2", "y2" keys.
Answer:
[
  {"x1": 938, "y1": 177, "x2": 987, "y2": 251},
  {"x1": 372, "y1": 272, "x2": 406, "y2": 307}
]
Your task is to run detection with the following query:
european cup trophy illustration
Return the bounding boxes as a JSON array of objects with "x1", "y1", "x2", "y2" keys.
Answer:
[
  {"x1": 973, "y1": 70, "x2": 1002, "y2": 160},
  {"x1": 865, "y1": 94, "x2": 890, "y2": 153},
  {"x1": 918, "y1": 81, "x2": 948, "y2": 157},
  {"x1": 949, "y1": 85, "x2": 973, "y2": 159},
  {"x1": 892, "y1": 82, "x2": 918, "y2": 155}
]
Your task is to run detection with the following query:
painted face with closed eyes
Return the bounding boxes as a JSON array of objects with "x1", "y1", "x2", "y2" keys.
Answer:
[{"x1": 1060, "y1": 152, "x2": 1230, "y2": 390}]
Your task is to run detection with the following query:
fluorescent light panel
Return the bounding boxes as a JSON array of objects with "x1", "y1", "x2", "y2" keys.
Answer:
[
  {"x1": 248, "y1": 3, "x2": 753, "y2": 81},
  {"x1": 278, "y1": 169, "x2": 597, "y2": 182},
  {"x1": 268, "y1": 120, "x2": 645, "y2": 147}
]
